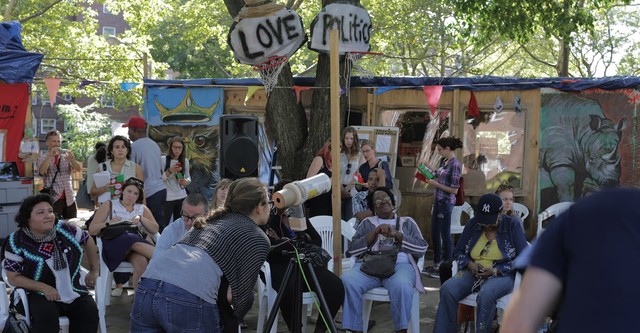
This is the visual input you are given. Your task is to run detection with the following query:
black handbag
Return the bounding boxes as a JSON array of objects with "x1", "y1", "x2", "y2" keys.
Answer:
[
  {"x1": 75, "y1": 178, "x2": 93, "y2": 210},
  {"x1": 2, "y1": 310, "x2": 30, "y2": 333},
  {"x1": 100, "y1": 222, "x2": 140, "y2": 240},
  {"x1": 360, "y1": 216, "x2": 401, "y2": 279},
  {"x1": 39, "y1": 159, "x2": 60, "y2": 199}
]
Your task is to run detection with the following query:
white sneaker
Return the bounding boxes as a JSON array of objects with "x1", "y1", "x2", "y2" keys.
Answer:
[{"x1": 111, "y1": 287, "x2": 123, "y2": 297}]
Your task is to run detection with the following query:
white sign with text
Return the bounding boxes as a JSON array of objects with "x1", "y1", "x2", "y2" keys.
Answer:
[{"x1": 308, "y1": 3, "x2": 372, "y2": 54}]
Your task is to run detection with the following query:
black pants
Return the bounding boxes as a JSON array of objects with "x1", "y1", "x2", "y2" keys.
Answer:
[
  {"x1": 271, "y1": 263, "x2": 345, "y2": 332},
  {"x1": 161, "y1": 197, "x2": 185, "y2": 231},
  {"x1": 28, "y1": 293, "x2": 98, "y2": 333},
  {"x1": 52, "y1": 199, "x2": 77, "y2": 220}
]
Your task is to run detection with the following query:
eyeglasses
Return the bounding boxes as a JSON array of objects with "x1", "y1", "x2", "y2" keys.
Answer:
[
  {"x1": 346, "y1": 163, "x2": 352, "y2": 175},
  {"x1": 181, "y1": 211, "x2": 203, "y2": 221},
  {"x1": 374, "y1": 197, "x2": 392, "y2": 206},
  {"x1": 264, "y1": 200, "x2": 274, "y2": 210},
  {"x1": 480, "y1": 240, "x2": 493, "y2": 257},
  {"x1": 362, "y1": 149, "x2": 373, "y2": 154}
]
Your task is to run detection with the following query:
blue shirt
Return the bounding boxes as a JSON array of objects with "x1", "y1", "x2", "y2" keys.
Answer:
[
  {"x1": 154, "y1": 218, "x2": 188, "y2": 259},
  {"x1": 358, "y1": 160, "x2": 393, "y2": 190}
]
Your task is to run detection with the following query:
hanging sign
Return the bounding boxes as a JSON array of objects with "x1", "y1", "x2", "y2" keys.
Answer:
[{"x1": 308, "y1": 3, "x2": 372, "y2": 54}]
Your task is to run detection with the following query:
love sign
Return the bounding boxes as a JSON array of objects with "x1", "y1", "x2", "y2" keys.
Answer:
[{"x1": 228, "y1": 8, "x2": 307, "y2": 65}]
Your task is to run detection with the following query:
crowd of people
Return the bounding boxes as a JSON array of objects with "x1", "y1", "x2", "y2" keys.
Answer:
[{"x1": 4, "y1": 118, "x2": 630, "y2": 333}]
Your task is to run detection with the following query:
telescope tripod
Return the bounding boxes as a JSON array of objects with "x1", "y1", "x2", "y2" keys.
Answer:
[{"x1": 263, "y1": 252, "x2": 337, "y2": 333}]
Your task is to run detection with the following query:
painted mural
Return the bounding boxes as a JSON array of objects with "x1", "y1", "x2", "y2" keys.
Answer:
[
  {"x1": 539, "y1": 89, "x2": 639, "y2": 211},
  {"x1": 144, "y1": 87, "x2": 223, "y2": 200}
]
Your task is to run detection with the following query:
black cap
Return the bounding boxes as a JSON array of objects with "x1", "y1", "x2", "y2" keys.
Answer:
[{"x1": 475, "y1": 194, "x2": 503, "y2": 225}]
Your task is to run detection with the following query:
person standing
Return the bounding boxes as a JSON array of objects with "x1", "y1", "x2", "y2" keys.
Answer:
[
  {"x1": 86, "y1": 141, "x2": 106, "y2": 198},
  {"x1": 340, "y1": 127, "x2": 364, "y2": 220},
  {"x1": 161, "y1": 136, "x2": 191, "y2": 230},
  {"x1": 422, "y1": 137, "x2": 463, "y2": 277},
  {"x1": 124, "y1": 116, "x2": 167, "y2": 226},
  {"x1": 37, "y1": 130, "x2": 82, "y2": 219},
  {"x1": 358, "y1": 140, "x2": 393, "y2": 190}
]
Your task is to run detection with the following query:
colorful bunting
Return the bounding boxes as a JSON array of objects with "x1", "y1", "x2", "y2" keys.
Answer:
[
  {"x1": 468, "y1": 91, "x2": 480, "y2": 118},
  {"x1": 244, "y1": 86, "x2": 262, "y2": 105},
  {"x1": 292, "y1": 86, "x2": 312, "y2": 103},
  {"x1": 78, "y1": 80, "x2": 99, "y2": 89},
  {"x1": 43, "y1": 78, "x2": 61, "y2": 106},
  {"x1": 422, "y1": 85, "x2": 443, "y2": 117}
]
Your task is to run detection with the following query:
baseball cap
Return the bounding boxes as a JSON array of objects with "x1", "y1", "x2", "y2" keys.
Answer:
[
  {"x1": 475, "y1": 193, "x2": 503, "y2": 225},
  {"x1": 122, "y1": 116, "x2": 147, "y2": 129}
]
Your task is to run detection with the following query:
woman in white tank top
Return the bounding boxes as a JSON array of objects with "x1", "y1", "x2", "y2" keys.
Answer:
[{"x1": 90, "y1": 135, "x2": 143, "y2": 204}]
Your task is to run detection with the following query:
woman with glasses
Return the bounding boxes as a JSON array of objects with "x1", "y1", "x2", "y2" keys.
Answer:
[
  {"x1": 131, "y1": 178, "x2": 270, "y2": 332},
  {"x1": 263, "y1": 180, "x2": 345, "y2": 333},
  {"x1": 339, "y1": 127, "x2": 365, "y2": 220},
  {"x1": 342, "y1": 187, "x2": 428, "y2": 333},
  {"x1": 358, "y1": 140, "x2": 393, "y2": 190},
  {"x1": 160, "y1": 136, "x2": 191, "y2": 231},
  {"x1": 88, "y1": 177, "x2": 159, "y2": 293},
  {"x1": 433, "y1": 193, "x2": 528, "y2": 333}
]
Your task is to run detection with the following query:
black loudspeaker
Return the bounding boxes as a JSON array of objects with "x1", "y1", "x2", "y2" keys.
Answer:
[{"x1": 219, "y1": 115, "x2": 259, "y2": 179}]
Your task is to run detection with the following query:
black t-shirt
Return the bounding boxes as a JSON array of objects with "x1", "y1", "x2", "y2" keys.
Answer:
[{"x1": 530, "y1": 188, "x2": 640, "y2": 332}]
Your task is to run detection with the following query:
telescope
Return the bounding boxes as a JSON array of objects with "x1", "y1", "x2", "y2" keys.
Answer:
[{"x1": 271, "y1": 173, "x2": 331, "y2": 231}]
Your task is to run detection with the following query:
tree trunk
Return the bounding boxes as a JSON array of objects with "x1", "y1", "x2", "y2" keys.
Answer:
[{"x1": 558, "y1": 39, "x2": 570, "y2": 77}]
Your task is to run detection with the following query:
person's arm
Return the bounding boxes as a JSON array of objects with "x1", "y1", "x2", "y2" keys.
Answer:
[
  {"x1": 135, "y1": 163, "x2": 144, "y2": 180},
  {"x1": 38, "y1": 151, "x2": 55, "y2": 176},
  {"x1": 88, "y1": 201, "x2": 117, "y2": 236},
  {"x1": 82, "y1": 235, "x2": 100, "y2": 287},
  {"x1": 427, "y1": 179, "x2": 458, "y2": 194},
  {"x1": 137, "y1": 206, "x2": 160, "y2": 234},
  {"x1": 65, "y1": 151, "x2": 82, "y2": 172},
  {"x1": 306, "y1": 156, "x2": 323, "y2": 178},
  {"x1": 6, "y1": 271, "x2": 60, "y2": 301},
  {"x1": 90, "y1": 167, "x2": 112, "y2": 198},
  {"x1": 395, "y1": 217, "x2": 428, "y2": 257},
  {"x1": 501, "y1": 267, "x2": 563, "y2": 333}
]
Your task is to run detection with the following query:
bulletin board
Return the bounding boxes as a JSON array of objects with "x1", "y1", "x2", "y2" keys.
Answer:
[{"x1": 353, "y1": 126, "x2": 399, "y2": 177}]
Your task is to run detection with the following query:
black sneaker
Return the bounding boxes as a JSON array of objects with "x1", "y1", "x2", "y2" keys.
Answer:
[{"x1": 421, "y1": 266, "x2": 439, "y2": 276}]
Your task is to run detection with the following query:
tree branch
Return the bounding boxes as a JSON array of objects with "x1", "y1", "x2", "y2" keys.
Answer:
[
  {"x1": 19, "y1": 0, "x2": 64, "y2": 24},
  {"x1": 520, "y1": 43, "x2": 558, "y2": 69}
]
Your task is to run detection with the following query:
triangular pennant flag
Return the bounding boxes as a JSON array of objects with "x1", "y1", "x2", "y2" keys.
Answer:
[
  {"x1": 244, "y1": 86, "x2": 262, "y2": 105},
  {"x1": 292, "y1": 86, "x2": 312, "y2": 103},
  {"x1": 120, "y1": 82, "x2": 140, "y2": 91},
  {"x1": 374, "y1": 86, "x2": 401, "y2": 96},
  {"x1": 468, "y1": 91, "x2": 480, "y2": 118},
  {"x1": 43, "y1": 78, "x2": 61, "y2": 106},
  {"x1": 78, "y1": 80, "x2": 99, "y2": 89},
  {"x1": 422, "y1": 85, "x2": 443, "y2": 117}
]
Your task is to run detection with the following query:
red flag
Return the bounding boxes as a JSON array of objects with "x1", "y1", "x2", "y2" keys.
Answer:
[
  {"x1": 44, "y1": 78, "x2": 61, "y2": 106},
  {"x1": 292, "y1": 86, "x2": 312, "y2": 103},
  {"x1": 422, "y1": 85, "x2": 443, "y2": 117},
  {"x1": 467, "y1": 91, "x2": 480, "y2": 118},
  {"x1": 0, "y1": 83, "x2": 29, "y2": 174}
]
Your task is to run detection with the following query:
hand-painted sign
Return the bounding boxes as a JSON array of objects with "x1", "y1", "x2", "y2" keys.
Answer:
[
  {"x1": 308, "y1": 3, "x2": 372, "y2": 54},
  {"x1": 228, "y1": 8, "x2": 307, "y2": 65}
]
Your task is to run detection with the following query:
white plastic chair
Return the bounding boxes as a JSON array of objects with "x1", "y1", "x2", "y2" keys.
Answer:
[
  {"x1": 452, "y1": 261, "x2": 522, "y2": 327},
  {"x1": 255, "y1": 262, "x2": 316, "y2": 333},
  {"x1": 2, "y1": 266, "x2": 71, "y2": 332},
  {"x1": 95, "y1": 233, "x2": 158, "y2": 333},
  {"x1": 309, "y1": 215, "x2": 356, "y2": 271},
  {"x1": 450, "y1": 202, "x2": 474, "y2": 235},
  {"x1": 511, "y1": 203, "x2": 530, "y2": 221},
  {"x1": 536, "y1": 202, "x2": 573, "y2": 237},
  {"x1": 361, "y1": 257, "x2": 424, "y2": 333}
]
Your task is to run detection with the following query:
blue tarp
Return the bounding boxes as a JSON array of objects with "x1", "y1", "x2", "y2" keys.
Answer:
[
  {"x1": 145, "y1": 76, "x2": 640, "y2": 92},
  {"x1": 0, "y1": 21, "x2": 43, "y2": 83}
]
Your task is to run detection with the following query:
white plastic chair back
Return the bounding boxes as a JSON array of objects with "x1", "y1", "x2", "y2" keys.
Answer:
[
  {"x1": 450, "y1": 202, "x2": 474, "y2": 235},
  {"x1": 309, "y1": 216, "x2": 334, "y2": 256},
  {"x1": 537, "y1": 202, "x2": 573, "y2": 237},
  {"x1": 511, "y1": 203, "x2": 530, "y2": 221}
]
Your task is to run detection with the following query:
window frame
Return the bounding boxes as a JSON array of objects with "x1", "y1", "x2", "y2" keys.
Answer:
[{"x1": 40, "y1": 118, "x2": 56, "y2": 134}]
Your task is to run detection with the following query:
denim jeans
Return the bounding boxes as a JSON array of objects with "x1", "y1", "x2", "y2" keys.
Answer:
[
  {"x1": 431, "y1": 199, "x2": 453, "y2": 265},
  {"x1": 131, "y1": 278, "x2": 220, "y2": 333},
  {"x1": 145, "y1": 189, "x2": 167, "y2": 228},
  {"x1": 342, "y1": 262, "x2": 416, "y2": 331},
  {"x1": 434, "y1": 269, "x2": 515, "y2": 333}
]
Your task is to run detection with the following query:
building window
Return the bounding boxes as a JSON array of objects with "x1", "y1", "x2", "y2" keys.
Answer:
[
  {"x1": 103, "y1": 4, "x2": 113, "y2": 14},
  {"x1": 102, "y1": 26, "x2": 116, "y2": 37},
  {"x1": 31, "y1": 91, "x2": 38, "y2": 105},
  {"x1": 41, "y1": 119, "x2": 56, "y2": 134},
  {"x1": 63, "y1": 93, "x2": 73, "y2": 102},
  {"x1": 101, "y1": 95, "x2": 115, "y2": 108}
]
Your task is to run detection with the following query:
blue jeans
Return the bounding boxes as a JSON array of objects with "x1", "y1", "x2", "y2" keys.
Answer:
[
  {"x1": 431, "y1": 199, "x2": 453, "y2": 265},
  {"x1": 131, "y1": 278, "x2": 220, "y2": 333},
  {"x1": 434, "y1": 269, "x2": 515, "y2": 333},
  {"x1": 342, "y1": 262, "x2": 416, "y2": 331}
]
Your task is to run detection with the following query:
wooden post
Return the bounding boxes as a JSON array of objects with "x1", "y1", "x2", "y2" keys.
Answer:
[{"x1": 329, "y1": 29, "x2": 342, "y2": 275}]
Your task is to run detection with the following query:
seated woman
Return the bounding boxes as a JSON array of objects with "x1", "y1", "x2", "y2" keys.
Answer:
[
  {"x1": 88, "y1": 177, "x2": 159, "y2": 291},
  {"x1": 264, "y1": 180, "x2": 344, "y2": 333},
  {"x1": 342, "y1": 187, "x2": 428, "y2": 333},
  {"x1": 131, "y1": 178, "x2": 271, "y2": 332},
  {"x1": 3, "y1": 194, "x2": 100, "y2": 333},
  {"x1": 433, "y1": 193, "x2": 528, "y2": 333}
]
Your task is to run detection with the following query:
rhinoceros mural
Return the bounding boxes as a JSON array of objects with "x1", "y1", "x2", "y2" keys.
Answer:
[{"x1": 539, "y1": 94, "x2": 626, "y2": 205}]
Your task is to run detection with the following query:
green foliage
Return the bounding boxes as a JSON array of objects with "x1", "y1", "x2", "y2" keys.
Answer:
[{"x1": 56, "y1": 103, "x2": 112, "y2": 162}]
